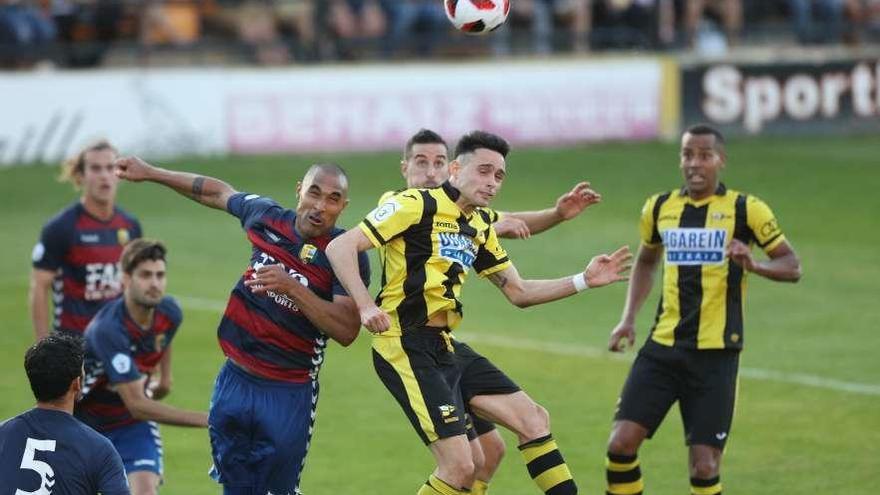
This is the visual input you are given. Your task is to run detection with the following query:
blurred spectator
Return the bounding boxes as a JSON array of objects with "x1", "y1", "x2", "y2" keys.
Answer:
[
  {"x1": 589, "y1": 0, "x2": 675, "y2": 49},
  {"x1": 381, "y1": 0, "x2": 447, "y2": 57},
  {"x1": 0, "y1": 0, "x2": 56, "y2": 67},
  {"x1": 684, "y1": 0, "x2": 742, "y2": 49},
  {"x1": 788, "y1": 0, "x2": 846, "y2": 43},
  {"x1": 50, "y1": 0, "x2": 128, "y2": 68},
  {"x1": 316, "y1": 0, "x2": 386, "y2": 60},
  {"x1": 494, "y1": 0, "x2": 589, "y2": 56},
  {"x1": 140, "y1": 0, "x2": 202, "y2": 48}
]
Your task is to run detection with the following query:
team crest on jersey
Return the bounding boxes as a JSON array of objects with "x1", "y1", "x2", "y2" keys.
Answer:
[
  {"x1": 662, "y1": 228, "x2": 727, "y2": 265},
  {"x1": 438, "y1": 232, "x2": 477, "y2": 269},
  {"x1": 300, "y1": 244, "x2": 317, "y2": 263},
  {"x1": 117, "y1": 228, "x2": 130, "y2": 245}
]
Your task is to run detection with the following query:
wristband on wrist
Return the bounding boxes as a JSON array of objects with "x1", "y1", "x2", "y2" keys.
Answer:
[{"x1": 572, "y1": 273, "x2": 589, "y2": 292}]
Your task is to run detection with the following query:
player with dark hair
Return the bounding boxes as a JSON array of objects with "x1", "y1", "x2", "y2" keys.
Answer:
[
  {"x1": 328, "y1": 130, "x2": 631, "y2": 495},
  {"x1": 30, "y1": 140, "x2": 142, "y2": 340},
  {"x1": 392, "y1": 128, "x2": 602, "y2": 494},
  {"x1": 77, "y1": 238, "x2": 207, "y2": 495},
  {"x1": 604, "y1": 124, "x2": 802, "y2": 495},
  {"x1": 114, "y1": 157, "x2": 370, "y2": 495},
  {"x1": 0, "y1": 334, "x2": 129, "y2": 495}
]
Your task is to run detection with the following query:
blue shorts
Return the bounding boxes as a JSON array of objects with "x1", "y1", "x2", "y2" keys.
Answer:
[
  {"x1": 104, "y1": 420, "x2": 163, "y2": 476},
  {"x1": 208, "y1": 360, "x2": 319, "y2": 494}
]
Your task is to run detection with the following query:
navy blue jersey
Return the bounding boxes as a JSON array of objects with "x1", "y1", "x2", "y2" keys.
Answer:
[
  {"x1": 0, "y1": 408, "x2": 129, "y2": 495},
  {"x1": 77, "y1": 297, "x2": 182, "y2": 432},
  {"x1": 32, "y1": 202, "x2": 142, "y2": 334},
  {"x1": 217, "y1": 193, "x2": 370, "y2": 383}
]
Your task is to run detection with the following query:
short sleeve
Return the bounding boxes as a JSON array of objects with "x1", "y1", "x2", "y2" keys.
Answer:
[
  {"x1": 87, "y1": 324, "x2": 141, "y2": 385},
  {"x1": 639, "y1": 196, "x2": 661, "y2": 247},
  {"x1": 474, "y1": 225, "x2": 511, "y2": 277},
  {"x1": 478, "y1": 207, "x2": 501, "y2": 224},
  {"x1": 130, "y1": 217, "x2": 143, "y2": 240},
  {"x1": 32, "y1": 219, "x2": 69, "y2": 271},
  {"x1": 95, "y1": 439, "x2": 130, "y2": 495},
  {"x1": 333, "y1": 251, "x2": 372, "y2": 297},
  {"x1": 227, "y1": 193, "x2": 279, "y2": 229},
  {"x1": 746, "y1": 196, "x2": 786, "y2": 253},
  {"x1": 359, "y1": 191, "x2": 424, "y2": 247}
]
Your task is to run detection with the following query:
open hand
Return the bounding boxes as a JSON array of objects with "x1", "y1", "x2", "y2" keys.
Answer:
[
  {"x1": 556, "y1": 182, "x2": 602, "y2": 220},
  {"x1": 584, "y1": 245, "x2": 632, "y2": 288},
  {"x1": 244, "y1": 264, "x2": 300, "y2": 296}
]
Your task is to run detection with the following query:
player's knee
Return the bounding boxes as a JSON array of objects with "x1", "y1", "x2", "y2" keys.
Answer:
[
  {"x1": 607, "y1": 432, "x2": 640, "y2": 456},
  {"x1": 521, "y1": 403, "x2": 551, "y2": 440},
  {"x1": 690, "y1": 457, "x2": 720, "y2": 479},
  {"x1": 444, "y1": 457, "x2": 476, "y2": 488}
]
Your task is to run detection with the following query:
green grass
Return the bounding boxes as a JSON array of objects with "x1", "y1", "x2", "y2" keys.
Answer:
[{"x1": 1, "y1": 136, "x2": 878, "y2": 494}]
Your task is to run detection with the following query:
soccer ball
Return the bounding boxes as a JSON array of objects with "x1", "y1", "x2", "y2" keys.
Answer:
[{"x1": 444, "y1": 0, "x2": 511, "y2": 35}]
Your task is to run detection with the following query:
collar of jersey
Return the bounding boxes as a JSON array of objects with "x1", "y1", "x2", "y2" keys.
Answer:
[
  {"x1": 678, "y1": 182, "x2": 727, "y2": 205},
  {"x1": 441, "y1": 181, "x2": 461, "y2": 201}
]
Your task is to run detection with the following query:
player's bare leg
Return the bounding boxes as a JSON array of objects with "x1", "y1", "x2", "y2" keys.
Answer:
[
  {"x1": 469, "y1": 392, "x2": 576, "y2": 494},
  {"x1": 128, "y1": 471, "x2": 161, "y2": 495},
  {"x1": 471, "y1": 429, "x2": 506, "y2": 494},
  {"x1": 420, "y1": 434, "x2": 475, "y2": 494},
  {"x1": 605, "y1": 420, "x2": 648, "y2": 495}
]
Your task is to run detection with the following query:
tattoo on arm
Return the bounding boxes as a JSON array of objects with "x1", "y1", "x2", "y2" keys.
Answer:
[
  {"x1": 489, "y1": 273, "x2": 508, "y2": 288},
  {"x1": 191, "y1": 176, "x2": 205, "y2": 197}
]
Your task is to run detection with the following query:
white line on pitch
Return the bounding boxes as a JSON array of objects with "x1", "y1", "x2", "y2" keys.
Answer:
[{"x1": 176, "y1": 295, "x2": 880, "y2": 397}]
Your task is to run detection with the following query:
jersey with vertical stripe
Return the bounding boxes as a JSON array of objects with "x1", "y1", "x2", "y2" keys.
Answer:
[
  {"x1": 640, "y1": 183, "x2": 786, "y2": 350},
  {"x1": 375, "y1": 188, "x2": 501, "y2": 267},
  {"x1": 77, "y1": 296, "x2": 182, "y2": 432},
  {"x1": 0, "y1": 408, "x2": 129, "y2": 495},
  {"x1": 218, "y1": 193, "x2": 371, "y2": 383},
  {"x1": 360, "y1": 182, "x2": 511, "y2": 336},
  {"x1": 32, "y1": 202, "x2": 142, "y2": 335}
]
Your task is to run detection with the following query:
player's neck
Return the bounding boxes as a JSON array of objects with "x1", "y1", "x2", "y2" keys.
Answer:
[
  {"x1": 455, "y1": 197, "x2": 477, "y2": 215},
  {"x1": 80, "y1": 195, "x2": 115, "y2": 221},
  {"x1": 125, "y1": 296, "x2": 155, "y2": 329},
  {"x1": 687, "y1": 182, "x2": 719, "y2": 202},
  {"x1": 36, "y1": 397, "x2": 74, "y2": 415}
]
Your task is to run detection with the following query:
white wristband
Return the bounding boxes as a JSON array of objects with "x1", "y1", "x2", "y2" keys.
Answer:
[{"x1": 572, "y1": 273, "x2": 589, "y2": 292}]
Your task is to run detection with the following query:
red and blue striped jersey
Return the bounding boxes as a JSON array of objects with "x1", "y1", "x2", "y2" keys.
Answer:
[
  {"x1": 77, "y1": 296, "x2": 182, "y2": 432},
  {"x1": 32, "y1": 202, "x2": 142, "y2": 335},
  {"x1": 219, "y1": 193, "x2": 370, "y2": 383}
]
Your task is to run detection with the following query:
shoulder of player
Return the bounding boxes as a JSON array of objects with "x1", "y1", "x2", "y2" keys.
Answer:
[
  {"x1": 157, "y1": 296, "x2": 184, "y2": 322},
  {"x1": 113, "y1": 205, "x2": 142, "y2": 225},
  {"x1": 41, "y1": 202, "x2": 81, "y2": 232},
  {"x1": 85, "y1": 300, "x2": 129, "y2": 338}
]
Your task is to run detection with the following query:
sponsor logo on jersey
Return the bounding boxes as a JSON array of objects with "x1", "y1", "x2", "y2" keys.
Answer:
[
  {"x1": 438, "y1": 232, "x2": 477, "y2": 269},
  {"x1": 662, "y1": 228, "x2": 727, "y2": 265}
]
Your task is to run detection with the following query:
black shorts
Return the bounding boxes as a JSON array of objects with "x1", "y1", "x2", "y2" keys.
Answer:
[
  {"x1": 372, "y1": 327, "x2": 470, "y2": 445},
  {"x1": 453, "y1": 340, "x2": 521, "y2": 436},
  {"x1": 615, "y1": 339, "x2": 740, "y2": 449}
]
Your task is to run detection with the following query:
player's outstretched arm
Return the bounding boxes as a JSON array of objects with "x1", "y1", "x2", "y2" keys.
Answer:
[
  {"x1": 609, "y1": 244, "x2": 662, "y2": 352},
  {"x1": 326, "y1": 229, "x2": 392, "y2": 334},
  {"x1": 115, "y1": 376, "x2": 208, "y2": 427},
  {"x1": 115, "y1": 156, "x2": 237, "y2": 211},
  {"x1": 29, "y1": 268, "x2": 55, "y2": 340},
  {"x1": 496, "y1": 182, "x2": 601, "y2": 239},
  {"x1": 728, "y1": 239, "x2": 802, "y2": 282},
  {"x1": 244, "y1": 264, "x2": 362, "y2": 346},
  {"x1": 148, "y1": 346, "x2": 173, "y2": 400},
  {"x1": 487, "y1": 245, "x2": 631, "y2": 308}
]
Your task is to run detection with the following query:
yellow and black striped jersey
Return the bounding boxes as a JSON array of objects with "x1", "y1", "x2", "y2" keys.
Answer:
[
  {"x1": 640, "y1": 184, "x2": 786, "y2": 350},
  {"x1": 360, "y1": 182, "x2": 511, "y2": 336}
]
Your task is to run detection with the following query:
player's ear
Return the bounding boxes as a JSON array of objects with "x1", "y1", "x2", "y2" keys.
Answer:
[
  {"x1": 295, "y1": 181, "x2": 303, "y2": 196},
  {"x1": 449, "y1": 159, "x2": 461, "y2": 177},
  {"x1": 400, "y1": 159, "x2": 408, "y2": 178}
]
